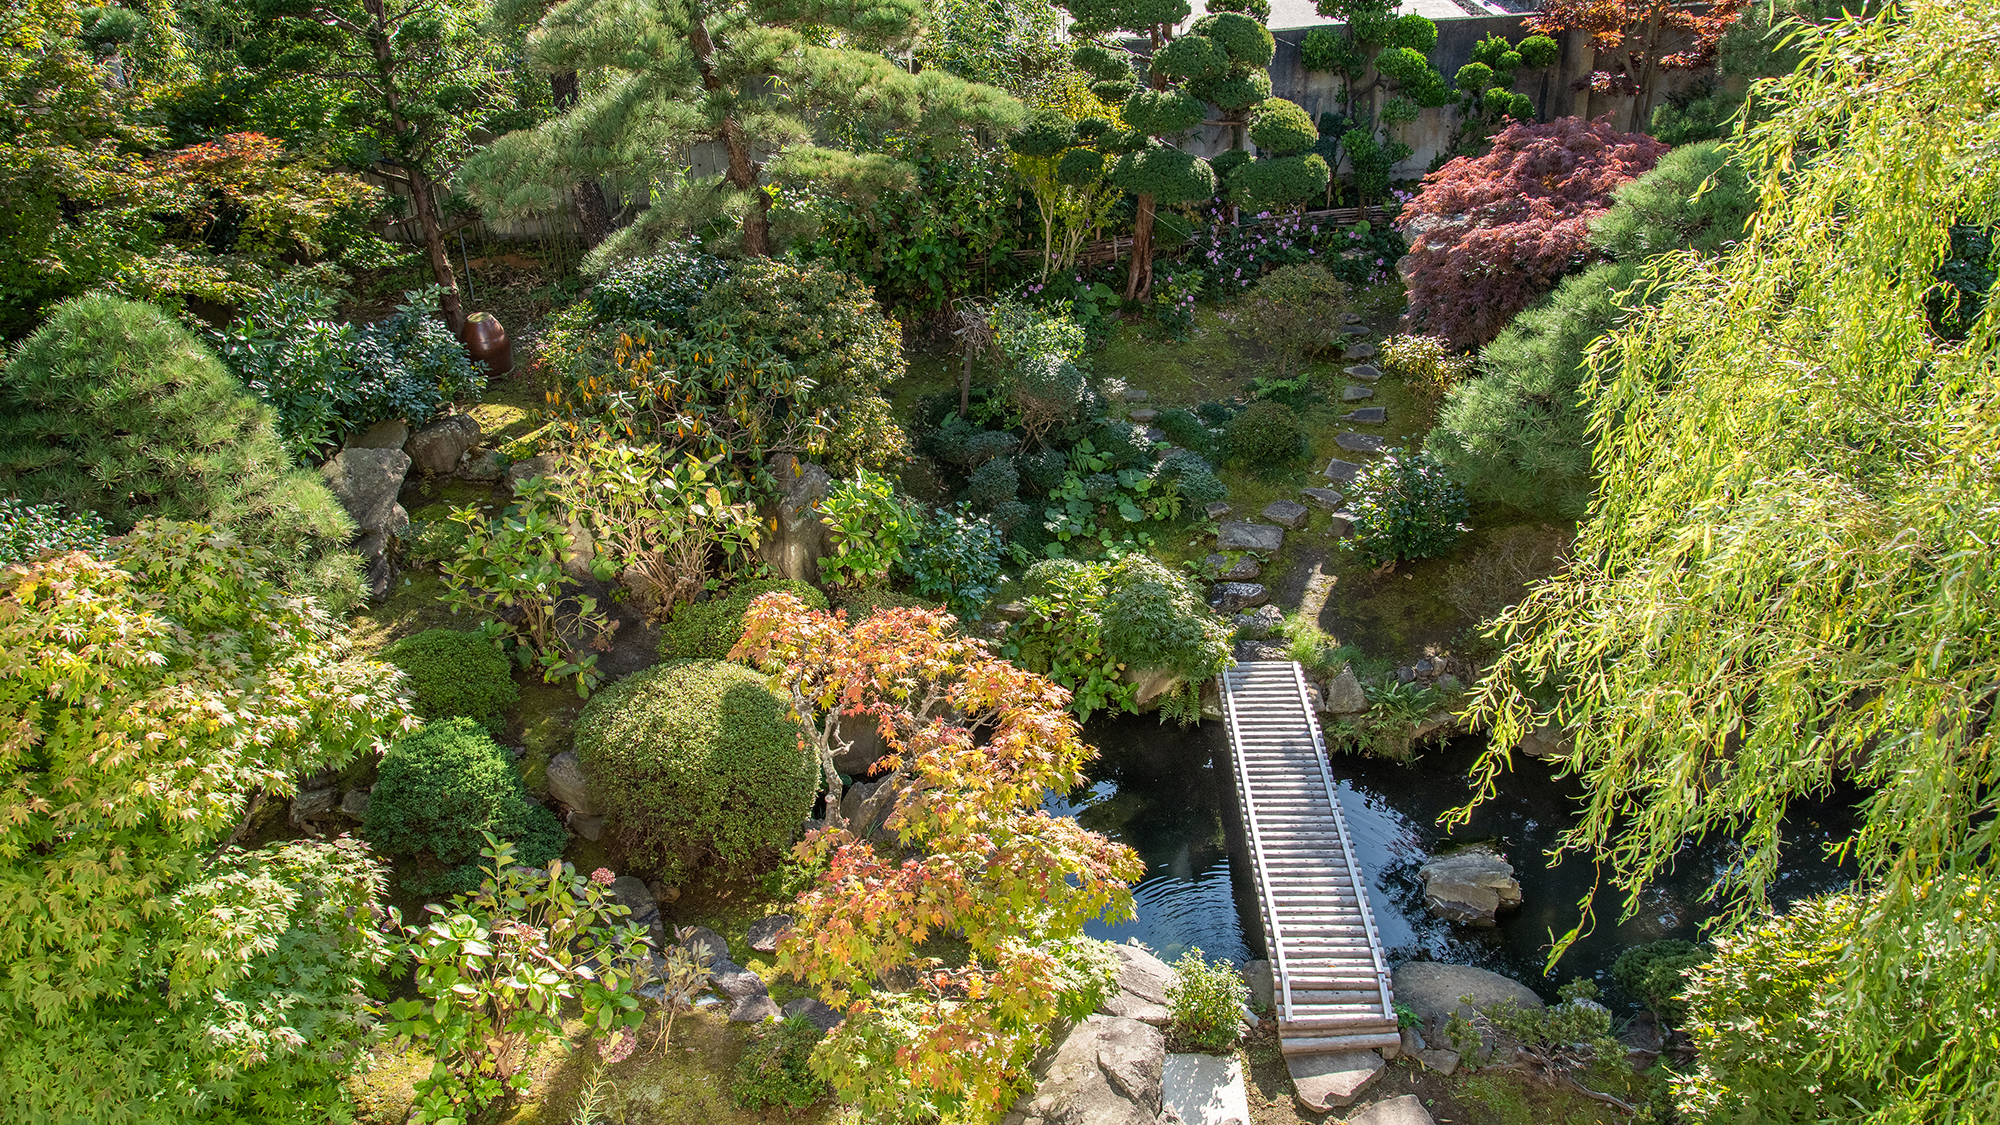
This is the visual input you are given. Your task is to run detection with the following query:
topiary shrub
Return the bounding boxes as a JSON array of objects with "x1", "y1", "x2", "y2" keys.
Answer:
[
  {"x1": 382, "y1": 628, "x2": 519, "y2": 725},
  {"x1": 731, "y1": 1016, "x2": 828, "y2": 1110},
  {"x1": 1018, "y1": 446, "x2": 1069, "y2": 495},
  {"x1": 1222, "y1": 400, "x2": 1305, "y2": 474},
  {"x1": 964, "y1": 457, "x2": 1020, "y2": 510},
  {"x1": 1236, "y1": 263, "x2": 1351, "y2": 378},
  {"x1": 362, "y1": 717, "x2": 565, "y2": 896},
  {"x1": 0, "y1": 293, "x2": 361, "y2": 613},
  {"x1": 1344, "y1": 450, "x2": 1469, "y2": 566},
  {"x1": 1159, "y1": 450, "x2": 1228, "y2": 510},
  {"x1": 1155, "y1": 408, "x2": 1217, "y2": 459},
  {"x1": 572, "y1": 659, "x2": 811, "y2": 883},
  {"x1": 660, "y1": 579, "x2": 828, "y2": 660},
  {"x1": 1613, "y1": 939, "x2": 1712, "y2": 1025}
]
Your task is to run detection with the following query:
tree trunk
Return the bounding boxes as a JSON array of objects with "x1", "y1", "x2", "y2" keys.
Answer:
[
  {"x1": 1634, "y1": 1, "x2": 1668, "y2": 130},
  {"x1": 689, "y1": 12, "x2": 767, "y2": 256},
  {"x1": 363, "y1": 0, "x2": 461, "y2": 329},
  {"x1": 409, "y1": 165, "x2": 465, "y2": 330},
  {"x1": 1125, "y1": 193, "x2": 1156, "y2": 303},
  {"x1": 551, "y1": 71, "x2": 615, "y2": 246}
]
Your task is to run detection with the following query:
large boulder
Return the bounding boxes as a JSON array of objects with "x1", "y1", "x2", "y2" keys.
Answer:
[
  {"x1": 1390, "y1": 962, "x2": 1542, "y2": 1044},
  {"x1": 1004, "y1": 1015, "x2": 1170, "y2": 1125},
  {"x1": 320, "y1": 447, "x2": 410, "y2": 536},
  {"x1": 1323, "y1": 668, "x2": 1368, "y2": 714},
  {"x1": 545, "y1": 750, "x2": 604, "y2": 817},
  {"x1": 1517, "y1": 722, "x2": 1573, "y2": 760},
  {"x1": 405, "y1": 413, "x2": 482, "y2": 476},
  {"x1": 1233, "y1": 604, "x2": 1285, "y2": 641},
  {"x1": 831, "y1": 711, "x2": 889, "y2": 777},
  {"x1": 1209, "y1": 582, "x2": 1268, "y2": 613},
  {"x1": 756, "y1": 454, "x2": 831, "y2": 583},
  {"x1": 840, "y1": 774, "x2": 905, "y2": 841},
  {"x1": 1202, "y1": 553, "x2": 1261, "y2": 581},
  {"x1": 1098, "y1": 942, "x2": 1176, "y2": 1027},
  {"x1": 675, "y1": 926, "x2": 780, "y2": 1022},
  {"x1": 747, "y1": 914, "x2": 793, "y2": 954},
  {"x1": 1121, "y1": 666, "x2": 1185, "y2": 712},
  {"x1": 1419, "y1": 845, "x2": 1523, "y2": 926},
  {"x1": 1216, "y1": 521, "x2": 1284, "y2": 552},
  {"x1": 344, "y1": 418, "x2": 409, "y2": 451},
  {"x1": 610, "y1": 875, "x2": 666, "y2": 950}
]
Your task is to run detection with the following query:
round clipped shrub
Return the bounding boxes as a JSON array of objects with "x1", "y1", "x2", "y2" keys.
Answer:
[
  {"x1": 1517, "y1": 34, "x2": 1560, "y2": 69},
  {"x1": 1222, "y1": 400, "x2": 1305, "y2": 472},
  {"x1": 1456, "y1": 61, "x2": 1496, "y2": 93},
  {"x1": 1122, "y1": 89, "x2": 1206, "y2": 137},
  {"x1": 1100, "y1": 555, "x2": 1230, "y2": 682},
  {"x1": 1209, "y1": 148, "x2": 1252, "y2": 187},
  {"x1": 588, "y1": 242, "x2": 732, "y2": 330},
  {"x1": 1192, "y1": 70, "x2": 1273, "y2": 114},
  {"x1": 1230, "y1": 153, "x2": 1331, "y2": 210},
  {"x1": 573, "y1": 658, "x2": 811, "y2": 883},
  {"x1": 1153, "y1": 33, "x2": 1227, "y2": 82},
  {"x1": 1111, "y1": 146, "x2": 1217, "y2": 205},
  {"x1": 1344, "y1": 450, "x2": 1470, "y2": 566},
  {"x1": 660, "y1": 578, "x2": 828, "y2": 660},
  {"x1": 0, "y1": 293, "x2": 360, "y2": 611},
  {"x1": 1165, "y1": 456, "x2": 1227, "y2": 509},
  {"x1": 363, "y1": 717, "x2": 565, "y2": 895},
  {"x1": 965, "y1": 457, "x2": 1020, "y2": 509},
  {"x1": 1248, "y1": 98, "x2": 1317, "y2": 156},
  {"x1": 1094, "y1": 421, "x2": 1154, "y2": 468},
  {"x1": 382, "y1": 628, "x2": 519, "y2": 724},
  {"x1": 1072, "y1": 42, "x2": 1130, "y2": 82},
  {"x1": 1613, "y1": 939, "x2": 1713, "y2": 1025},
  {"x1": 1056, "y1": 147, "x2": 1106, "y2": 186},
  {"x1": 1018, "y1": 446, "x2": 1068, "y2": 494},
  {"x1": 1009, "y1": 109, "x2": 1076, "y2": 157},
  {"x1": 1193, "y1": 10, "x2": 1274, "y2": 68},
  {"x1": 1156, "y1": 408, "x2": 1217, "y2": 459}
]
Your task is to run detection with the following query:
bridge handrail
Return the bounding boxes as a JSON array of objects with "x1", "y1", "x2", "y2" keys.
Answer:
[{"x1": 1221, "y1": 667, "x2": 1292, "y2": 1021}]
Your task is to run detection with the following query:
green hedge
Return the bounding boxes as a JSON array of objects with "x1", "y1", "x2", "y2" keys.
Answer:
[
  {"x1": 573, "y1": 659, "x2": 812, "y2": 883},
  {"x1": 660, "y1": 578, "x2": 828, "y2": 660}
]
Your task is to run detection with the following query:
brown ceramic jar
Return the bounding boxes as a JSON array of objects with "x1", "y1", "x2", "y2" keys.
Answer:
[{"x1": 458, "y1": 312, "x2": 512, "y2": 377}]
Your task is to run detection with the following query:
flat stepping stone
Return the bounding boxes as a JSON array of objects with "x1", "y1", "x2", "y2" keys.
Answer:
[
  {"x1": 1261, "y1": 499, "x2": 1309, "y2": 529},
  {"x1": 1342, "y1": 324, "x2": 1370, "y2": 336},
  {"x1": 1123, "y1": 388, "x2": 1149, "y2": 403},
  {"x1": 1163, "y1": 1054, "x2": 1252, "y2": 1125},
  {"x1": 1343, "y1": 342, "x2": 1379, "y2": 360},
  {"x1": 1216, "y1": 521, "x2": 1284, "y2": 551},
  {"x1": 1335, "y1": 432, "x2": 1386, "y2": 453},
  {"x1": 1129, "y1": 406, "x2": 1158, "y2": 422},
  {"x1": 1345, "y1": 406, "x2": 1387, "y2": 423},
  {"x1": 1324, "y1": 458, "x2": 1364, "y2": 484},
  {"x1": 1342, "y1": 312, "x2": 1363, "y2": 324},
  {"x1": 1342, "y1": 385, "x2": 1375, "y2": 402},
  {"x1": 1289, "y1": 1049, "x2": 1383, "y2": 1111},
  {"x1": 1344, "y1": 364, "x2": 1382, "y2": 381},
  {"x1": 1301, "y1": 486, "x2": 1344, "y2": 510},
  {"x1": 1350, "y1": 1093, "x2": 1439, "y2": 1125},
  {"x1": 1210, "y1": 582, "x2": 1268, "y2": 612},
  {"x1": 1204, "y1": 502, "x2": 1233, "y2": 520}
]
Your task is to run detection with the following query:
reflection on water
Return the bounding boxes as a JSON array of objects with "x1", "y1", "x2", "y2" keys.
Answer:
[{"x1": 1055, "y1": 714, "x2": 1863, "y2": 1007}]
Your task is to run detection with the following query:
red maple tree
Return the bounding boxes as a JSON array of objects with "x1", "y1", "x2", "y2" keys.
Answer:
[
  {"x1": 731, "y1": 593, "x2": 1145, "y2": 1120},
  {"x1": 1396, "y1": 116, "x2": 1668, "y2": 349}
]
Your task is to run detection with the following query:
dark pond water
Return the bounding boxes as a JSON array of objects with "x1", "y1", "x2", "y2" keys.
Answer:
[{"x1": 1050, "y1": 713, "x2": 1864, "y2": 1008}]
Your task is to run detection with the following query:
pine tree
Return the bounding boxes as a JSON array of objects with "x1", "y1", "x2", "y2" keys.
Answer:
[
  {"x1": 458, "y1": 0, "x2": 1022, "y2": 263},
  {"x1": 1061, "y1": 0, "x2": 1218, "y2": 302},
  {"x1": 1306, "y1": 0, "x2": 1451, "y2": 213}
]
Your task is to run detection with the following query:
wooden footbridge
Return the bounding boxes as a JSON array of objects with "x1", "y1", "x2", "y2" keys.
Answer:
[{"x1": 1221, "y1": 661, "x2": 1399, "y2": 1057}]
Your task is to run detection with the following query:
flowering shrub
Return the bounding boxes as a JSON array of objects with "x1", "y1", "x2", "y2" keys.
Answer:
[
  {"x1": 1181, "y1": 206, "x2": 1404, "y2": 294},
  {"x1": 1378, "y1": 333, "x2": 1476, "y2": 424},
  {"x1": 1397, "y1": 117, "x2": 1668, "y2": 347},
  {"x1": 1343, "y1": 450, "x2": 1470, "y2": 566}
]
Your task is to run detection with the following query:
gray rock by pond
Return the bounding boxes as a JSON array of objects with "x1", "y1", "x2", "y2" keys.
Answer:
[
  {"x1": 1216, "y1": 521, "x2": 1284, "y2": 551},
  {"x1": 1300, "y1": 487, "x2": 1344, "y2": 510},
  {"x1": 1335, "y1": 432, "x2": 1386, "y2": 454},
  {"x1": 1099, "y1": 941, "x2": 1177, "y2": 1027},
  {"x1": 678, "y1": 926, "x2": 781, "y2": 1022},
  {"x1": 1004, "y1": 1015, "x2": 1168, "y2": 1125},
  {"x1": 1344, "y1": 364, "x2": 1382, "y2": 381},
  {"x1": 340, "y1": 788, "x2": 370, "y2": 820},
  {"x1": 1419, "y1": 844, "x2": 1523, "y2": 926},
  {"x1": 1323, "y1": 668, "x2": 1368, "y2": 713},
  {"x1": 1342, "y1": 385, "x2": 1375, "y2": 402},
  {"x1": 748, "y1": 914, "x2": 793, "y2": 954},
  {"x1": 1209, "y1": 582, "x2": 1269, "y2": 613},
  {"x1": 1233, "y1": 604, "x2": 1285, "y2": 640},
  {"x1": 1345, "y1": 406, "x2": 1387, "y2": 423},
  {"x1": 1517, "y1": 722, "x2": 1574, "y2": 760},
  {"x1": 1390, "y1": 962, "x2": 1542, "y2": 1043},
  {"x1": 1260, "y1": 499, "x2": 1309, "y2": 529},
  {"x1": 1202, "y1": 553, "x2": 1262, "y2": 581},
  {"x1": 1324, "y1": 458, "x2": 1364, "y2": 484},
  {"x1": 545, "y1": 750, "x2": 603, "y2": 817},
  {"x1": 405, "y1": 413, "x2": 482, "y2": 476}
]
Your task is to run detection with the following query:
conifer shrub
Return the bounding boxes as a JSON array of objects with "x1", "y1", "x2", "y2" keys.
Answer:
[
  {"x1": 1613, "y1": 939, "x2": 1712, "y2": 1025},
  {"x1": 362, "y1": 717, "x2": 565, "y2": 896},
  {"x1": 1222, "y1": 400, "x2": 1306, "y2": 474},
  {"x1": 0, "y1": 293, "x2": 361, "y2": 612},
  {"x1": 382, "y1": 628, "x2": 519, "y2": 725},
  {"x1": 659, "y1": 579, "x2": 827, "y2": 660},
  {"x1": 573, "y1": 659, "x2": 811, "y2": 883},
  {"x1": 964, "y1": 456, "x2": 1020, "y2": 510}
]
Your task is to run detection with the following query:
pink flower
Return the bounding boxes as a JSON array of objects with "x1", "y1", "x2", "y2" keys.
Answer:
[
  {"x1": 600, "y1": 1031, "x2": 637, "y2": 1064},
  {"x1": 590, "y1": 867, "x2": 616, "y2": 886}
]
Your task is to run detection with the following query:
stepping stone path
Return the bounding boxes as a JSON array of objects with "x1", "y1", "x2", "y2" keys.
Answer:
[
  {"x1": 1342, "y1": 385, "x2": 1375, "y2": 402},
  {"x1": 1288, "y1": 1049, "x2": 1383, "y2": 1111},
  {"x1": 1336, "y1": 432, "x2": 1386, "y2": 454},
  {"x1": 1343, "y1": 342, "x2": 1379, "y2": 360},
  {"x1": 1129, "y1": 407, "x2": 1158, "y2": 423},
  {"x1": 1344, "y1": 364, "x2": 1382, "y2": 381},
  {"x1": 1202, "y1": 553, "x2": 1262, "y2": 581},
  {"x1": 1217, "y1": 521, "x2": 1285, "y2": 551},
  {"x1": 1261, "y1": 499, "x2": 1309, "y2": 529},
  {"x1": 1204, "y1": 501, "x2": 1233, "y2": 520},
  {"x1": 1324, "y1": 458, "x2": 1364, "y2": 484},
  {"x1": 1163, "y1": 1054, "x2": 1253, "y2": 1125},
  {"x1": 1343, "y1": 324, "x2": 1370, "y2": 336},
  {"x1": 1301, "y1": 486, "x2": 1345, "y2": 509},
  {"x1": 1345, "y1": 406, "x2": 1387, "y2": 423},
  {"x1": 1124, "y1": 388, "x2": 1149, "y2": 403},
  {"x1": 1210, "y1": 582, "x2": 1269, "y2": 612},
  {"x1": 1343, "y1": 312, "x2": 1363, "y2": 324}
]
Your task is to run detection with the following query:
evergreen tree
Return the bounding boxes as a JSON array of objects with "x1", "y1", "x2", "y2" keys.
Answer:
[
  {"x1": 1305, "y1": 0, "x2": 1451, "y2": 212},
  {"x1": 458, "y1": 0, "x2": 1022, "y2": 264},
  {"x1": 1061, "y1": 0, "x2": 1218, "y2": 302}
]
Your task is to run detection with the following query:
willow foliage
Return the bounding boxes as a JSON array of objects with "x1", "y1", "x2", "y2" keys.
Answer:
[{"x1": 1458, "y1": 4, "x2": 2000, "y2": 1120}]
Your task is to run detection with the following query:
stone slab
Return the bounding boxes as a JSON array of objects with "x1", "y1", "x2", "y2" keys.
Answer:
[
  {"x1": 1288, "y1": 1049, "x2": 1383, "y2": 1111},
  {"x1": 1300, "y1": 486, "x2": 1345, "y2": 510},
  {"x1": 1345, "y1": 406, "x2": 1387, "y2": 423},
  {"x1": 1344, "y1": 364, "x2": 1382, "y2": 381},
  {"x1": 1324, "y1": 458, "x2": 1364, "y2": 484},
  {"x1": 1416, "y1": 1048, "x2": 1461, "y2": 1076},
  {"x1": 747, "y1": 914, "x2": 793, "y2": 954},
  {"x1": 1260, "y1": 499, "x2": 1309, "y2": 529},
  {"x1": 1210, "y1": 582, "x2": 1269, "y2": 613},
  {"x1": 1217, "y1": 521, "x2": 1285, "y2": 552},
  {"x1": 1335, "y1": 432, "x2": 1386, "y2": 454},
  {"x1": 1342, "y1": 385, "x2": 1375, "y2": 402},
  {"x1": 1391, "y1": 962, "x2": 1543, "y2": 1042},
  {"x1": 1343, "y1": 342, "x2": 1379, "y2": 360},
  {"x1": 1130, "y1": 406, "x2": 1159, "y2": 423},
  {"x1": 1348, "y1": 1093, "x2": 1438, "y2": 1125},
  {"x1": 1163, "y1": 1053, "x2": 1251, "y2": 1125}
]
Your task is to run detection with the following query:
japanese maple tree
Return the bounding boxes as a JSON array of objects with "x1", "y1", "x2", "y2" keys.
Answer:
[
  {"x1": 732, "y1": 593, "x2": 1144, "y2": 1122},
  {"x1": 1528, "y1": 0, "x2": 1748, "y2": 122},
  {"x1": 1397, "y1": 116, "x2": 1667, "y2": 348}
]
